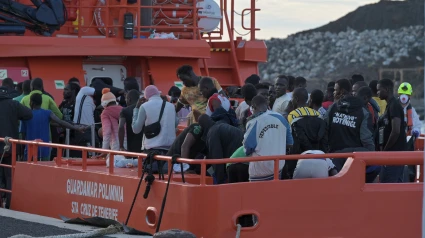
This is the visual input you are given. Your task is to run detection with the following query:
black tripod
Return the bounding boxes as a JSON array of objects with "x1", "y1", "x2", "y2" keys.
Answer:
[
  {"x1": 125, "y1": 153, "x2": 154, "y2": 225},
  {"x1": 124, "y1": 153, "x2": 187, "y2": 232}
]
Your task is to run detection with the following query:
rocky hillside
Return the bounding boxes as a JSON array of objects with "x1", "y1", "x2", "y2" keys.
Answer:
[
  {"x1": 295, "y1": 0, "x2": 424, "y2": 36},
  {"x1": 259, "y1": 0, "x2": 424, "y2": 91},
  {"x1": 259, "y1": 25, "x2": 424, "y2": 82}
]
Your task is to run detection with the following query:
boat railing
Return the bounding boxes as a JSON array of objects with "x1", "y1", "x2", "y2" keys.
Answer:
[{"x1": 0, "y1": 136, "x2": 424, "y2": 197}]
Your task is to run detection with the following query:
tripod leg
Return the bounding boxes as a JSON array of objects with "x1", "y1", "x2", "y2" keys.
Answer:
[{"x1": 125, "y1": 157, "x2": 149, "y2": 225}]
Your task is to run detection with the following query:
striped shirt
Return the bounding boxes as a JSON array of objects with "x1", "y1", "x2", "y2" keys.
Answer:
[{"x1": 287, "y1": 107, "x2": 321, "y2": 125}]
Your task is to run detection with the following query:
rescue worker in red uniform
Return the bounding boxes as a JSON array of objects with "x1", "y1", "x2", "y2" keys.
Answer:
[
  {"x1": 397, "y1": 82, "x2": 421, "y2": 182},
  {"x1": 397, "y1": 82, "x2": 421, "y2": 136}
]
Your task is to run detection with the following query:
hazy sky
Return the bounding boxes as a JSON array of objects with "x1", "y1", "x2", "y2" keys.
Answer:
[{"x1": 232, "y1": 0, "x2": 379, "y2": 39}]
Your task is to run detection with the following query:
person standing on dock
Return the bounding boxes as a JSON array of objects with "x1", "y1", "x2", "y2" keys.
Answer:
[
  {"x1": 377, "y1": 79, "x2": 407, "y2": 183},
  {"x1": 0, "y1": 86, "x2": 32, "y2": 209},
  {"x1": 21, "y1": 93, "x2": 86, "y2": 161}
]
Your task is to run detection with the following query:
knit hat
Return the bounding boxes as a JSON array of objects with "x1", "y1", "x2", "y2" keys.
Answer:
[
  {"x1": 101, "y1": 88, "x2": 116, "y2": 107},
  {"x1": 144, "y1": 85, "x2": 161, "y2": 100}
]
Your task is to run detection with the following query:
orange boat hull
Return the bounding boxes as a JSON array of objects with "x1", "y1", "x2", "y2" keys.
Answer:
[{"x1": 11, "y1": 154, "x2": 423, "y2": 238}]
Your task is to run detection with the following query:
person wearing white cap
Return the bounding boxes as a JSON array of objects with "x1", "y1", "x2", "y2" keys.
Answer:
[{"x1": 293, "y1": 150, "x2": 336, "y2": 179}]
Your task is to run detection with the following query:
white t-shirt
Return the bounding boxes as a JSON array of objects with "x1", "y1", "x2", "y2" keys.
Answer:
[
  {"x1": 272, "y1": 93, "x2": 291, "y2": 116},
  {"x1": 235, "y1": 101, "x2": 250, "y2": 121}
]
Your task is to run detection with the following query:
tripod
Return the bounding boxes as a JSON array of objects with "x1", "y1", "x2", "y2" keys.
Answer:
[{"x1": 124, "y1": 153, "x2": 153, "y2": 225}]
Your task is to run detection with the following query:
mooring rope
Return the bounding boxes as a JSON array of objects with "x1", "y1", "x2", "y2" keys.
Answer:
[
  {"x1": 235, "y1": 224, "x2": 241, "y2": 238},
  {"x1": 9, "y1": 224, "x2": 121, "y2": 238}
]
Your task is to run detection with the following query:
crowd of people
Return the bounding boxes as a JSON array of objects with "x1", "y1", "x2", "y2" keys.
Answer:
[{"x1": 0, "y1": 66, "x2": 422, "y2": 209}]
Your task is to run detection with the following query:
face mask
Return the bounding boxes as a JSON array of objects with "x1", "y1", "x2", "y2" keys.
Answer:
[{"x1": 399, "y1": 94, "x2": 409, "y2": 104}]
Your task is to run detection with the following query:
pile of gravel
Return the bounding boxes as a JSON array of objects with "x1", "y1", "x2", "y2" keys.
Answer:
[{"x1": 259, "y1": 25, "x2": 424, "y2": 81}]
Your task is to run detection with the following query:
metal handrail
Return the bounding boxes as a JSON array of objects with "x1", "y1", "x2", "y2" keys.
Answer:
[
  {"x1": 0, "y1": 137, "x2": 424, "y2": 187},
  {"x1": 63, "y1": 0, "x2": 260, "y2": 41}
]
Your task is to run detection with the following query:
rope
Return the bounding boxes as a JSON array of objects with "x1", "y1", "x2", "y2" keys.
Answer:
[
  {"x1": 233, "y1": 10, "x2": 250, "y2": 16},
  {"x1": 233, "y1": 28, "x2": 251, "y2": 37},
  {"x1": 0, "y1": 136, "x2": 11, "y2": 164},
  {"x1": 143, "y1": 153, "x2": 156, "y2": 199},
  {"x1": 155, "y1": 154, "x2": 179, "y2": 232},
  {"x1": 9, "y1": 225, "x2": 121, "y2": 238},
  {"x1": 235, "y1": 224, "x2": 242, "y2": 238}
]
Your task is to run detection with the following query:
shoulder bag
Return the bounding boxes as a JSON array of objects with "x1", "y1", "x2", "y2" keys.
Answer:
[{"x1": 144, "y1": 100, "x2": 166, "y2": 139}]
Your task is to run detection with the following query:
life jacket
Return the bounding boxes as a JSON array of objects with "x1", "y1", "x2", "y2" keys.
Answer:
[
  {"x1": 322, "y1": 101, "x2": 333, "y2": 110},
  {"x1": 404, "y1": 104, "x2": 413, "y2": 135},
  {"x1": 366, "y1": 103, "x2": 377, "y2": 126}
]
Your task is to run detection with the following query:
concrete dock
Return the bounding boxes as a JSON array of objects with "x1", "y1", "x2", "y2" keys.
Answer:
[{"x1": 0, "y1": 208, "x2": 152, "y2": 238}]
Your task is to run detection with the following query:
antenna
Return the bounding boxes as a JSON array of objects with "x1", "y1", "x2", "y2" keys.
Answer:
[{"x1": 197, "y1": 0, "x2": 222, "y2": 33}]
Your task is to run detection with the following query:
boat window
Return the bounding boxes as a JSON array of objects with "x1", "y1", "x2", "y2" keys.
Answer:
[
  {"x1": 90, "y1": 77, "x2": 114, "y2": 87},
  {"x1": 236, "y1": 214, "x2": 258, "y2": 228}
]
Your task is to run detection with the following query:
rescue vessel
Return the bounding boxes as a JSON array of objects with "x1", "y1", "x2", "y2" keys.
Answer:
[{"x1": 1, "y1": 0, "x2": 425, "y2": 237}]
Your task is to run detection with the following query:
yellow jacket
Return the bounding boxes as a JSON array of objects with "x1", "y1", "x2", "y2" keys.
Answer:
[
  {"x1": 21, "y1": 90, "x2": 63, "y2": 119},
  {"x1": 372, "y1": 96, "x2": 387, "y2": 116}
]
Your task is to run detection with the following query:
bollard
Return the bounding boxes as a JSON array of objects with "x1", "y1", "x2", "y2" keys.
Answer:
[
  {"x1": 90, "y1": 124, "x2": 96, "y2": 157},
  {"x1": 65, "y1": 129, "x2": 70, "y2": 158}
]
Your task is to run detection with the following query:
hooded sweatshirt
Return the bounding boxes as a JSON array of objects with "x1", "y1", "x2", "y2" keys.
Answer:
[
  {"x1": 325, "y1": 96, "x2": 374, "y2": 152},
  {"x1": 0, "y1": 87, "x2": 32, "y2": 157},
  {"x1": 7, "y1": 88, "x2": 20, "y2": 99},
  {"x1": 285, "y1": 107, "x2": 328, "y2": 178},
  {"x1": 101, "y1": 105, "x2": 124, "y2": 151},
  {"x1": 210, "y1": 106, "x2": 239, "y2": 127}
]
